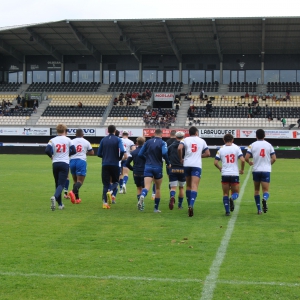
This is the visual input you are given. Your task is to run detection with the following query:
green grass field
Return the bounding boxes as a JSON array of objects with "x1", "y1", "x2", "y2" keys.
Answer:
[{"x1": 0, "y1": 155, "x2": 300, "y2": 300}]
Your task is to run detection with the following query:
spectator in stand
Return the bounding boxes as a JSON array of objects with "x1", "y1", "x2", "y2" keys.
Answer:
[
  {"x1": 145, "y1": 89, "x2": 151, "y2": 98},
  {"x1": 245, "y1": 92, "x2": 249, "y2": 98},
  {"x1": 281, "y1": 118, "x2": 286, "y2": 127},
  {"x1": 126, "y1": 97, "x2": 132, "y2": 106},
  {"x1": 33, "y1": 100, "x2": 39, "y2": 113},
  {"x1": 206, "y1": 101, "x2": 213, "y2": 116},
  {"x1": 247, "y1": 103, "x2": 253, "y2": 118},
  {"x1": 21, "y1": 97, "x2": 25, "y2": 107},
  {"x1": 16, "y1": 95, "x2": 21, "y2": 104},
  {"x1": 272, "y1": 94, "x2": 277, "y2": 101},
  {"x1": 113, "y1": 97, "x2": 118, "y2": 105},
  {"x1": 266, "y1": 108, "x2": 273, "y2": 121},
  {"x1": 77, "y1": 102, "x2": 83, "y2": 108},
  {"x1": 286, "y1": 88, "x2": 291, "y2": 96},
  {"x1": 200, "y1": 89, "x2": 205, "y2": 100}
]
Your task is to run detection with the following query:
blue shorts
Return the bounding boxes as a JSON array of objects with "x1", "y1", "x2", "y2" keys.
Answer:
[
  {"x1": 253, "y1": 172, "x2": 270, "y2": 183},
  {"x1": 169, "y1": 167, "x2": 186, "y2": 182},
  {"x1": 221, "y1": 175, "x2": 239, "y2": 184},
  {"x1": 144, "y1": 165, "x2": 163, "y2": 180},
  {"x1": 184, "y1": 166, "x2": 202, "y2": 178},
  {"x1": 70, "y1": 159, "x2": 87, "y2": 176},
  {"x1": 133, "y1": 174, "x2": 144, "y2": 187}
]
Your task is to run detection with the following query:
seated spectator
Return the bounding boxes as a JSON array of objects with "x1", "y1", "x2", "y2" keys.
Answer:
[
  {"x1": 286, "y1": 94, "x2": 291, "y2": 101},
  {"x1": 113, "y1": 97, "x2": 118, "y2": 105},
  {"x1": 126, "y1": 97, "x2": 132, "y2": 106},
  {"x1": 266, "y1": 108, "x2": 273, "y2": 121},
  {"x1": 272, "y1": 94, "x2": 277, "y2": 101},
  {"x1": 206, "y1": 101, "x2": 213, "y2": 116},
  {"x1": 258, "y1": 92, "x2": 263, "y2": 98},
  {"x1": 286, "y1": 89, "x2": 291, "y2": 96},
  {"x1": 77, "y1": 102, "x2": 83, "y2": 108},
  {"x1": 245, "y1": 92, "x2": 249, "y2": 98}
]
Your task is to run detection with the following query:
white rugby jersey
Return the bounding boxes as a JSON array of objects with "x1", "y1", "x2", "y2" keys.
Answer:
[
  {"x1": 215, "y1": 143, "x2": 243, "y2": 176},
  {"x1": 180, "y1": 136, "x2": 208, "y2": 168},
  {"x1": 70, "y1": 137, "x2": 93, "y2": 161},
  {"x1": 48, "y1": 135, "x2": 73, "y2": 164},
  {"x1": 247, "y1": 140, "x2": 275, "y2": 172},
  {"x1": 121, "y1": 137, "x2": 135, "y2": 157}
]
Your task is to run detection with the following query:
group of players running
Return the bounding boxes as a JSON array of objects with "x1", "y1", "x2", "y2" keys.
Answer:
[{"x1": 46, "y1": 124, "x2": 276, "y2": 217}]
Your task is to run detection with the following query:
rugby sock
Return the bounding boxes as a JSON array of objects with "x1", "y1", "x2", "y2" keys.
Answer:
[
  {"x1": 255, "y1": 195, "x2": 261, "y2": 211},
  {"x1": 154, "y1": 198, "x2": 160, "y2": 210},
  {"x1": 64, "y1": 179, "x2": 69, "y2": 194},
  {"x1": 263, "y1": 192, "x2": 269, "y2": 201},
  {"x1": 73, "y1": 182, "x2": 82, "y2": 199},
  {"x1": 137, "y1": 194, "x2": 140, "y2": 202},
  {"x1": 141, "y1": 188, "x2": 148, "y2": 198},
  {"x1": 103, "y1": 186, "x2": 109, "y2": 203},
  {"x1": 123, "y1": 175, "x2": 129, "y2": 185},
  {"x1": 170, "y1": 190, "x2": 176, "y2": 198},
  {"x1": 186, "y1": 190, "x2": 191, "y2": 206},
  {"x1": 231, "y1": 193, "x2": 239, "y2": 200},
  {"x1": 178, "y1": 197, "x2": 184, "y2": 208},
  {"x1": 189, "y1": 191, "x2": 197, "y2": 207},
  {"x1": 223, "y1": 196, "x2": 230, "y2": 213},
  {"x1": 152, "y1": 184, "x2": 156, "y2": 194},
  {"x1": 119, "y1": 178, "x2": 123, "y2": 189},
  {"x1": 113, "y1": 188, "x2": 118, "y2": 197}
]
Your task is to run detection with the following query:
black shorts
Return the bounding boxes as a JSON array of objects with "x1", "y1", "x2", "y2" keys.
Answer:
[{"x1": 102, "y1": 165, "x2": 120, "y2": 187}]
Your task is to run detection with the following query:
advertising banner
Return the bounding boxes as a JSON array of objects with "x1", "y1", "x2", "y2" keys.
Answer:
[
  {"x1": 236, "y1": 129, "x2": 290, "y2": 139},
  {"x1": 154, "y1": 93, "x2": 174, "y2": 101},
  {"x1": 0, "y1": 128, "x2": 19, "y2": 135},
  {"x1": 21, "y1": 127, "x2": 50, "y2": 136},
  {"x1": 50, "y1": 128, "x2": 96, "y2": 136}
]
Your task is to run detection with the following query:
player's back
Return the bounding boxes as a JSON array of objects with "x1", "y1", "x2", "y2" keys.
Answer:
[
  {"x1": 182, "y1": 136, "x2": 208, "y2": 168},
  {"x1": 99, "y1": 135, "x2": 122, "y2": 166},
  {"x1": 71, "y1": 137, "x2": 92, "y2": 161},
  {"x1": 121, "y1": 137, "x2": 134, "y2": 157},
  {"x1": 217, "y1": 144, "x2": 242, "y2": 176},
  {"x1": 50, "y1": 135, "x2": 72, "y2": 164},
  {"x1": 130, "y1": 146, "x2": 145, "y2": 174},
  {"x1": 248, "y1": 140, "x2": 275, "y2": 172},
  {"x1": 140, "y1": 137, "x2": 165, "y2": 167}
]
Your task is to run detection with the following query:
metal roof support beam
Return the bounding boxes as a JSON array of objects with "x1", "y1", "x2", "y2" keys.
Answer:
[
  {"x1": 66, "y1": 21, "x2": 102, "y2": 63},
  {"x1": 114, "y1": 21, "x2": 140, "y2": 62},
  {"x1": 25, "y1": 27, "x2": 63, "y2": 62},
  {"x1": 0, "y1": 39, "x2": 24, "y2": 62},
  {"x1": 162, "y1": 20, "x2": 182, "y2": 63},
  {"x1": 261, "y1": 18, "x2": 265, "y2": 62},
  {"x1": 212, "y1": 19, "x2": 223, "y2": 62}
]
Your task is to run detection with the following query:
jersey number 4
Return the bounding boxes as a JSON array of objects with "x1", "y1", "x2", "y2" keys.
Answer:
[
  {"x1": 260, "y1": 149, "x2": 265, "y2": 157},
  {"x1": 56, "y1": 144, "x2": 66, "y2": 153},
  {"x1": 225, "y1": 154, "x2": 235, "y2": 163}
]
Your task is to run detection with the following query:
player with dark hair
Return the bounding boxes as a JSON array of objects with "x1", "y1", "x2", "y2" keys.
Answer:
[
  {"x1": 126, "y1": 136, "x2": 146, "y2": 205},
  {"x1": 138, "y1": 128, "x2": 170, "y2": 213},
  {"x1": 214, "y1": 133, "x2": 245, "y2": 216},
  {"x1": 45, "y1": 124, "x2": 76, "y2": 211},
  {"x1": 245, "y1": 129, "x2": 276, "y2": 214},
  {"x1": 68, "y1": 129, "x2": 94, "y2": 204},
  {"x1": 97, "y1": 125, "x2": 125, "y2": 209},
  {"x1": 168, "y1": 131, "x2": 186, "y2": 210},
  {"x1": 178, "y1": 126, "x2": 210, "y2": 217}
]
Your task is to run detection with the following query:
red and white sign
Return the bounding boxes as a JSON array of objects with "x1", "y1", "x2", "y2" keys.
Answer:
[
  {"x1": 154, "y1": 93, "x2": 174, "y2": 101},
  {"x1": 237, "y1": 129, "x2": 290, "y2": 139}
]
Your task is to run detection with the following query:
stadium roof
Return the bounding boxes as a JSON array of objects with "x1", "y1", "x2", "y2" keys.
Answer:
[{"x1": 0, "y1": 17, "x2": 300, "y2": 62}]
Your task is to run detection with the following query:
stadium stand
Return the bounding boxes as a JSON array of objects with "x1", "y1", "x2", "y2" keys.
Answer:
[
  {"x1": 190, "y1": 82, "x2": 219, "y2": 93},
  {"x1": 27, "y1": 82, "x2": 100, "y2": 93},
  {"x1": 0, "y1": 83, "x2": 21, "y2": 92},
  {"x1": 108, "y1": 82, "x2": 182, "y2": 93}
]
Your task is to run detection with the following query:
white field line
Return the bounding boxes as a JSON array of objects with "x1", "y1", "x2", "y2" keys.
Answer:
[
  {"x1": 0, "y1": 271, "x2": 299, "y2": 288},
  {"x1": 0, "y1": 272, "x2": 300, "y2": 287},
  {"x1": 200, "y1": 167, "x2": 252, "y2": 300}
]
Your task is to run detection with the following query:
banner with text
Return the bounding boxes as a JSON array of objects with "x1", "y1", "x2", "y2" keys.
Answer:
[
  {"x1": 236, "y1": 129, "x2": 290, "y2": 139},
  {"x1": 154, "y1": 93, "x2": 174, "y2": 101}
]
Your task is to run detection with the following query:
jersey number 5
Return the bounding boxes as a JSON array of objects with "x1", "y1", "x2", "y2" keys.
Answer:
[
  {"x1": 191, "y1": 144, "x2": 197, "y2": 152},
  {"x1": 56, "y1": 144, "x2": 66, "y2": 153}
]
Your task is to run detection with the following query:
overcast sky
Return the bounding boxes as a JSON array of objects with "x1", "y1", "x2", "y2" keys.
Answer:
[{"x1": 0, "y1": 0, "x2": 299, "y2": 28}]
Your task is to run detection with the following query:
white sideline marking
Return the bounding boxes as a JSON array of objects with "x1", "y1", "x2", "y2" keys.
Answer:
[
  {"x1": 0, "y1": 271, "x2": 299, "y2": 288},
  {"x1": 200, "y1": 167, "x2": 252, "y2": 300}
]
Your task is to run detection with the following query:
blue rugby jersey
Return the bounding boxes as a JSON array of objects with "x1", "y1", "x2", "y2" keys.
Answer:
[
  {"x1": 126, "y1": 146, "x2": 145, "y2": 175},
  {"x1": 138, "y1": 137, "x2": 170, "y2": 167},
  {"x1": 97, "y1": 134, "x2": 125, "y2": 166}
]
